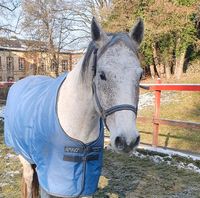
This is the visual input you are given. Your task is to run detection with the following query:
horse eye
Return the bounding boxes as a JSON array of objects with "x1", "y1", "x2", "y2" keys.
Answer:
[{"x1": 100, "y1": 71, "x2": 107, "y2": 81}]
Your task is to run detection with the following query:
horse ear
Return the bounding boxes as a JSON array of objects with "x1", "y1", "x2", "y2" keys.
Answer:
[
  {"x1": 129, "y1": 18, "x2": 144, "y2": 46},
  {"x1": 91, "y1": 17, "x2": 108, "y2": 47}
]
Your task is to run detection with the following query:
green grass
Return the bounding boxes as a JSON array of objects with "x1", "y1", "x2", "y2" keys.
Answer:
[{"x1": 0, "y1": 121, "x2": 22, "y2": 198}]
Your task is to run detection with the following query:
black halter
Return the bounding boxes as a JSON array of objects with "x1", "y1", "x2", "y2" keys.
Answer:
[{"x1": 92, "y1": 48, "x2": 138, "y2": 130}]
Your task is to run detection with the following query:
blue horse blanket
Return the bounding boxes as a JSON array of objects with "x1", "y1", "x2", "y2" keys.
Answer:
[{"x1": 4, "y1": 73, "x2": 104, "y2": 197}]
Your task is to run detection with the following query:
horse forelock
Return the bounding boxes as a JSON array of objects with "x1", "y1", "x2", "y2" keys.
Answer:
[{"x1": 81, "y1": 32, "x2": 139, "y2": 80}]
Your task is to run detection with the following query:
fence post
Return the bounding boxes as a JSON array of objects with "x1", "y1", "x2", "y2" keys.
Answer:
[{"x1": 152, "y1": 78, "x2": 161, "y2": 147}]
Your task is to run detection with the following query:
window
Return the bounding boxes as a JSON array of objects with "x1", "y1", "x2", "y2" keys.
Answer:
[
  {"x1": 29, "y1": 63, "x2": 36, "y2": 70},
  {"x1": 30, "y1": 64, "x2": 36, "y2": 75},
  {"x1": 40, "y1": 59, "x2": 45, "y2": 69},
  {"x1": 38, "y1": 58, "x2": 46, "y2": 73},
  {"x1": 6, "y1": 57, "x2": 14, "y2": 71},
  {"x1": 41, "y1": 62, "x2": 45, "y2": 70},
  {"x1": 19, "y1": 58, "x2": 25, "y2": 70},
  {"x1": 50, "y1": 60, "x2": 57, "y2": 72},
  {"x1": 61, "y1": 60, "x2": 68, "y2": 71}
]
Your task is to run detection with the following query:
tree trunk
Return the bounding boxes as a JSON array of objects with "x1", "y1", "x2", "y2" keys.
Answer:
[
  {"x1": 152, "y1": 43, "x2": 161, "y2": 77},
  {"x1": 164, "y1": 59, "x2": 171, "y2": 79},
  {"x1": 165, "y1": 64, "x2": 171, "y2": 79},
  {"x1": 175, "y1": 50, "x2": 186, "y2": 79},
  {"x1": 159, "y1": 63, "x2": 165, "y2": 78},
  {"x1": 53, "y1": 53, "x2": 59, "y2": 77},
  {"x1": 150, "y1": 64, "x2": 155, "y2": 79}
]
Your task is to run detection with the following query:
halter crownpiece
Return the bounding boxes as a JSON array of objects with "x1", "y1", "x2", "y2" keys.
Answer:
[{"x1": 92, "y1": 48, "x2": 138, "y2": 130}]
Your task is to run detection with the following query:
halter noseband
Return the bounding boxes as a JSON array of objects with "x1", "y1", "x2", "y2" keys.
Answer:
[{"x1": 92, "y1": 48, "x2": 138, "y2": 130}]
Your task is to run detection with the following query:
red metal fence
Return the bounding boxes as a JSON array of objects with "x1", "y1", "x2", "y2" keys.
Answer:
[{"x1": 139, "y1": 79, "x2": 200, "y2": 147}]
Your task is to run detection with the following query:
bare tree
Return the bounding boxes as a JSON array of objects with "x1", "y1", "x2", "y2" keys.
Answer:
[
  {"x1": 22, "y1": 0, "x2": 93, "y2": 76},
  {"x1": 83, "y1": 0, "x2": 112, "y2": 22},
  {"x1": 0, "y1": 0, "x2": 21, "y2": 34}
]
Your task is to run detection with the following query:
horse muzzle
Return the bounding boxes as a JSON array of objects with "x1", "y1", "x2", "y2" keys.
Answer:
[{"x1": 114, "y1": 135, "x2": 140, "y2": 153}]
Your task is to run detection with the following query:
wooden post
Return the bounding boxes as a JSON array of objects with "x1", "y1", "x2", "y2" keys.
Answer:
[{"x1": 152, "y1": 78, "x2": 161, "y2": 147}]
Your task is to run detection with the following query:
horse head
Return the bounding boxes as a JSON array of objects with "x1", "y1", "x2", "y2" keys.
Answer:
[{"x1": 89, "y1": 18, "x2": 144, "y2": 153}]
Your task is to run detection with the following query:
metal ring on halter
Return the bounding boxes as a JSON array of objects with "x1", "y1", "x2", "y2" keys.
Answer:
[{"x1": 92, "y1": 47, "x2": 138, "y2": 131}]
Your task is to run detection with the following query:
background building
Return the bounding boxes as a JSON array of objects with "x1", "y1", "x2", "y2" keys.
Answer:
[{"x1": 0, "y1": 37, "x2": 83, "y2": 81}]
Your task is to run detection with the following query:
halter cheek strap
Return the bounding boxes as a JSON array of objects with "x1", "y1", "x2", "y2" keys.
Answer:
[
  {"x1": 92, "y1": 82, "x2": 137, "y2": 130},
  {"x1": 92, "y1": 48, "x2": 138, "y2": 131}
]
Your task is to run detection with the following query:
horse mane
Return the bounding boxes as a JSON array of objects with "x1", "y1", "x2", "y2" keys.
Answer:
[
  {"x1": 81, "y1": 32, "x2": 139, "y2": 80},
  {"x1": 81, "y1": 41, "x2": 96, "y2": 77}
]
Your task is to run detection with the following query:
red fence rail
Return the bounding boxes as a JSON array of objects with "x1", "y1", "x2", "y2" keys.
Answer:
[
  {"x1": 0, "y1": 82, "x2": 15, "y2": 88},
  {"x1": 139, "y1": 79, "x2": 200, "y2": 147}
]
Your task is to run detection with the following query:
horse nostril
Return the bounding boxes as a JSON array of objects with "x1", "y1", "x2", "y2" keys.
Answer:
[
  {"x1": 115, "y1": 136, "x2": 126, "y2": 151},
  {"x1": 135, "y1": 135, "x2": 140, "y2": 146},
  {"x1": 130, "y1": 135, "x2": 140, "y2": 149}
]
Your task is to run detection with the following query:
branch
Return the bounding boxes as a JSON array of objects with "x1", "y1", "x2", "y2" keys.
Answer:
[
  {"x1": 63, "y1": 35, "x2": 90, "y2": 46},
  {"x1": 0, "y1": 1, "x2": 20, "y2": 12}
]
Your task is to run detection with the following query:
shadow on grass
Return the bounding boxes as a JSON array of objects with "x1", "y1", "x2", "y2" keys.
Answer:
[{"x1": 0, "y1": 120, "x2": 4, "y2": 145}]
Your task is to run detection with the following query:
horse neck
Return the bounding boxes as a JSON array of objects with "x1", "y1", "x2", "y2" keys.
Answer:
[{"x1": 57, "y1": 60, "x2": 100, "y2": 144}]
